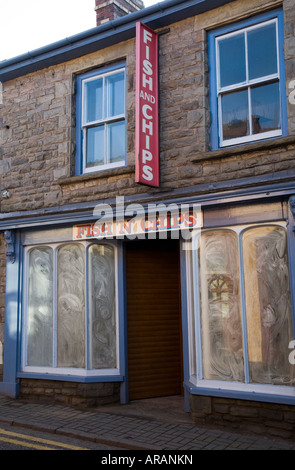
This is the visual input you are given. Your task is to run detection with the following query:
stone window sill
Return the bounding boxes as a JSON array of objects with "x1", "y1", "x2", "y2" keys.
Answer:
[
  {"x1": 58, "y1": 165, "x2": 135, "y2": 186},
  {"x1": 191, "y1": 135, "x2": 295, "y2": 163}
]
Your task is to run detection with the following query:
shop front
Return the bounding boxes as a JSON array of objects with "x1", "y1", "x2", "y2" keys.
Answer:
[
  {"x1": 1, "y1": 191, "x2": 295, "y2": 420},
  {"x1": 0, "y1": 198, "x2": 196, "y2": 406}
]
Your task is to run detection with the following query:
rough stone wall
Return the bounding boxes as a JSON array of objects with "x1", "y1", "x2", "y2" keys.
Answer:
[
  {"x1": 19, "y1": 379, "x2": 120, "y2": 407},
  {"x1": 1, "y1": 0, "x2": 294, "y2": 215},
  {"x1": 190, "y1": 395, "x2": 295, "y2": 441},
  {"x1": 0, "y1": 38, "x2": 139, "y2": 212},
  {"x1": 0, "y1": 64, "x2": 71, "y2": 212}
]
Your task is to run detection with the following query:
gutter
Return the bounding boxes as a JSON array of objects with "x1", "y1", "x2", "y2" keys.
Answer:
[{"x1": 0, "y1": 0, "x2": 230, "y2": 82}]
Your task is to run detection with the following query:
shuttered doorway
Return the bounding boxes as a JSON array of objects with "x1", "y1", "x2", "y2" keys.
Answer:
[{"x1": 126, "y1": 239, "x2": 182, "y2": 400}]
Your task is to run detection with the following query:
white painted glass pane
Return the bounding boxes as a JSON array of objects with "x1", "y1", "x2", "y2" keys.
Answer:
[
  {"x1": 251, "y1": 82, "x2": 281, "y2": 134},
  {"x1": 85, "y1": 78, "x2": 103, "y2": 123},
  {"x1": 105, "y1": 72, "x2": 125, "y2": 118},
  {"x1": 89, "y1": 245, "x2": 116, "y2": 369},
  {"x1": 243, "y1": 226, "x2": 295, "y2": 386},
  {"x1": 199, "y1": 231, "x2": 244, "y2": 382},
  {"x1": 109, "y1": 121, "x2": 126, "y2": 164},
  {"x1": 248, "y1": 23, "x2": 277, "y2": 80},
  {"x1": 57, "y1": 244, "x2": 85, "y2": 368},
  {"x1": 27, "y1": 247, "x2": 53, "y2": 367},
  {"x1": 219, "y1": 33, "x2": 246, "y2": 88},
  {"x1": 221, "y1": 90, "x2": 249, "y2": 140},
  {"x1": 86, "y1": 126, "x2": 104, "y2": 168}
]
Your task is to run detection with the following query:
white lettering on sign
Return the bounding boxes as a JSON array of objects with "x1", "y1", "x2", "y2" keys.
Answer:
[
  {"x1": 135, "y1": 22, "x2": 159, "y2": 187},
  {"x1": 141, "y1": 30, "x2": 154, "y2": 182}
]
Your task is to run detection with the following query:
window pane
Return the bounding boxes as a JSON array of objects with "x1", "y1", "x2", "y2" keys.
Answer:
[
  {"x1": 243, "y1": 226, "x2": 294, "y2": 386},
  {"x1": 86, "y1": 126, "x2": 104, "y2": 168},
  {"x1": 27, "y1": 248, "x2": 53, "y2": 367},
  {"x1": 199, "y1": 231, "x2": 244, "y2": 382},
  {"x1": 221, "y1": 90, "x2": 249, "y2": 140},
  {"x1": 109, "y1": 121, "x2": 126, "y2": 164},
  {"x1": 219, "y1": 33, "x2": 246, "y2": 88},
  {"x1": 105, "y1": 71, "x2": 125, "y2": 118},
  {"x1": 248, "y1": 23, "x2": 277, "y2": 80},
  {"x1": 89, "y1": 245, "x2": 117, "y2": 369},
  {"x1": 57, "y1": 244, "x2": 85, "y2": 368},
  {"x1": 85, "y1": 78, "x2": 103, "y2": 123},
  {"x1": 251, "y1": 82, "x2": 281, "y2": 134}
]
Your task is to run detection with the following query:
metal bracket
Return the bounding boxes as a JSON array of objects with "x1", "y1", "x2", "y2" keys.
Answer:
[{"x1": 4, "y1": 230, "x2": 15, "y2": 263}]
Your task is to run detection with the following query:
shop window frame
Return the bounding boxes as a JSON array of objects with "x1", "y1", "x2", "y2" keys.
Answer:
[
  {"x1": 21, "y1": 240, "x2": 121, "y2": 379},
  {"x1": 187, "y1": 221, "x2": 295, "y2": 400}
]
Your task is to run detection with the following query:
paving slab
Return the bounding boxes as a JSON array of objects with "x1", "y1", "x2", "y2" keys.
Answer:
[{"x1": 0, "y1": 396, "x2": 294, "y2": 450}]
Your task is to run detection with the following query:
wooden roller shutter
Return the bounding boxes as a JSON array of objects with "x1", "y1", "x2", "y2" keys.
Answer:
[{"x1": 126, "y1": 239, "x2": 182, "y2": 400}]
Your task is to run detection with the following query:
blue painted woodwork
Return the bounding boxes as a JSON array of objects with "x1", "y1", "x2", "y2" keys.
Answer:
[{"x1": 208, "y1": 8, "x2": 288, "y2": 150}]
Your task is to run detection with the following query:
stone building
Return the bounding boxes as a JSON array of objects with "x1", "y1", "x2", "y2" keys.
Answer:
[{"x1": 1, "y1": 0, "x2": 295, "y2": 440}]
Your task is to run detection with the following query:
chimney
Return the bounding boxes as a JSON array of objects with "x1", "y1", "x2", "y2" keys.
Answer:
[{"x1": 95, "y1": 0, "x2": 145, "y2": 26}]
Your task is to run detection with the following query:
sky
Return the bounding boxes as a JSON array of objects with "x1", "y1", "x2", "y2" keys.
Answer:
[{"x1": 0, "y1": 0, "x2": 160, "y2": 62}]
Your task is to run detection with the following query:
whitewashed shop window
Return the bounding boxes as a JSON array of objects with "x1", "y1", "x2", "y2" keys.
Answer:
[
  {"x1": 23, "y1": 242, "x2": 118, "y2": 376},
  {"x1": 76, "y1": 64, "x2": 126, "y2": 175},
  {"x1": 189, "y1": 224, "x2": 295, "y2": 396},
  {"x1": 209, "y1": 9, "x2": 287, "y2": 149}
]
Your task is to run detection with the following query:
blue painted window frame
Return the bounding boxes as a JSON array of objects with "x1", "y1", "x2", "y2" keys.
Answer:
[
  {"x1": 17, "y1": 234, "x2": 126, "y2": 385},
  {"x1": 75, "y1": 62, "x2": 127, "y2": 176},
  {"x1": 208, "y1": 8, "x2": 288, "y2": 150},
  {"x1": 185, "y1": 220, "x2": 295, "y2": 405}
]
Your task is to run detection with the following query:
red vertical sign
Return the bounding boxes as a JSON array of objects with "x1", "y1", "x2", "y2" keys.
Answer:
[{"x1": 135, "y1": 22, "x2": 159, "y2": 187}]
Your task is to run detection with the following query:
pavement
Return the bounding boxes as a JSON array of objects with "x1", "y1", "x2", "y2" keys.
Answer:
[{"x1": 0, "y1": 395, "x2": 294, "y2": 451}]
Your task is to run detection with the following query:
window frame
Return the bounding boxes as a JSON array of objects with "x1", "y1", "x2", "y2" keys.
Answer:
[
  {"x1": 188, "y1": 221, "x2": 295, "y2": 399},
  {"x1": 208, "y1": 9, "x2": 288, "y2": 150},
  {"x1": 75, "y1": 63, "x2": 127, "y2": 175},
  {"x1": 21, "y1": 240, "x2": 120, "y2": 378}
]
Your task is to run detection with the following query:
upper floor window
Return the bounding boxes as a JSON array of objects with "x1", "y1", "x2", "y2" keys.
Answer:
[
  {"x1": 209, "y1": 9, "x2": 287, "y2": 150},
  {"x1": 76, "y1": 64, "x2": 126, "y2": 175}
]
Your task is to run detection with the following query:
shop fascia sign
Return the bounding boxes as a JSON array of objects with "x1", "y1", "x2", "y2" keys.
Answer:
[
  {"x1": 135, "y1": 22, "x2": 159, "y2": 187},
  {"x1": 73, "y1": 197, "x2": 203, "y2": 242}
]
